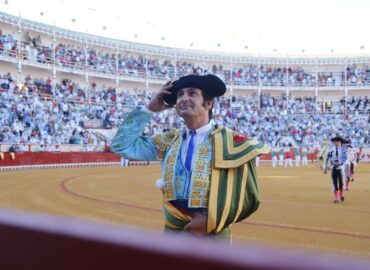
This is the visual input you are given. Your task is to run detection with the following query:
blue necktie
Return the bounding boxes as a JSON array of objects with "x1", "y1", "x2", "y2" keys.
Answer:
[{"x1": 185, "y1": 130, "x2": 196, "y2": 172}]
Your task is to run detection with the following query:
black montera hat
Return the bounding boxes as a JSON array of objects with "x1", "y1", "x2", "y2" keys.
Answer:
[
  {"x1": 163, "y1": 74, "x2": 226, "y2": 106},
  {"x1": 331, "y1": 135, "x2": 344, "y2": 142}
]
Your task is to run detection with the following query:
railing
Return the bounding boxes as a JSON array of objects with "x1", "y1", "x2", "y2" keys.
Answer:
[
  {"x1": 2, "y1": 34, "x2": 370, "y2": 90},
  {"x1": 0, "y1": 151, "x2": 118, "y2": 167},
  {"x1": 0, "y1": 208, "x2": 370, "y2": 270}
]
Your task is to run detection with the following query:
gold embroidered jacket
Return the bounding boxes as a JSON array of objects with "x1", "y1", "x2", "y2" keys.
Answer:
[{"x1": 155, "y1": 127, "x2": 270, "y2": 233}]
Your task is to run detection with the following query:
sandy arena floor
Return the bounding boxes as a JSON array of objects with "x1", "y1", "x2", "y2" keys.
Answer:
[{"x1": 0, "y1": 163, "x2": 369, "y2": 259}]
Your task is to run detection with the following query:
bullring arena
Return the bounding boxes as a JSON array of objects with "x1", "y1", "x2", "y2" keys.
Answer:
[
  {"x1": 1, "y1": 2, "x2": 370, "y2": 269},
  {"x1": 1, "y1": 163, "x2": 370, "y2": 257}
]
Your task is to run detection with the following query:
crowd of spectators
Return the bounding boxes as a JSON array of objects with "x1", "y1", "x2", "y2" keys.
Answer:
[
  {"x1": 0, "y1": 72, "x2": 368, "y2": 150},
  {"x1": 0, "y1": 73, "x2": 105, "y2": 147},
  {"x1": 212, "y1": 94, "x2": 369, "y2": 147},
  {"x1": 1, "y1": 26, "x2": 370, "y2": 149},
  {"x1": 2, "y1": 29, "x2": 370, "y2": 87}
]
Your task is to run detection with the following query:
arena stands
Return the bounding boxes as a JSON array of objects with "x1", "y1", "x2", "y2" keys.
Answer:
[{"x1": 0, "y1": 11, "x2": 369, "y2": 152}]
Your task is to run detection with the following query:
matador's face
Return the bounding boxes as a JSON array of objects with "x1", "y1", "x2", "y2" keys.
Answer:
[{"x1": 175, "y1": 87, "x2": 211, "y2": 121}]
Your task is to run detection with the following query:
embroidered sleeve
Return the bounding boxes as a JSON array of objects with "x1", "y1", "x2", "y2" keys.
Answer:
[{"x1": 111, "y1": 108, "x2": 158, "y2": 161}]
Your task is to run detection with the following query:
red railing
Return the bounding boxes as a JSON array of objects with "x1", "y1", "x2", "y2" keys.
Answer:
[
  {"x1": 0, "y1": 208, "x2": 369, "y2": 270},
  {"x1": 0, "y1": 151, "x2": 322, "y2": 167},
  {"x1": 0, "y1": 152, "x2": 119, "y2": 167}
]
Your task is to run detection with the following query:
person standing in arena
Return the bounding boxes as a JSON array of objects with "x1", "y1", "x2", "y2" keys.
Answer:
[
  {"x1": 324, "y1": 136, "x2": 348, "y2": 203},
  {"x1": 294, "y1": 148, "x2": 301, "y2": 167},
  {"x1": 255, "y1": 155, "x2": 260, "y2": 167},
  {"x1": 318, "y1": 140, "x2": 330, "y2": 170},
  {"x1": 301, "y1": 147, "x2": 308, "y2": 166},
  {"x1": 111, "y1": 74, "x2": 270, "y2": 241},
  {"x1": 352, "y1": 147, "x2": 362, "y2": 181},
  {"x1": 120, "y1": 156, "x2": 129, "y2": 167},
  {"x1": 279, "y1": 148, "x2": 285, "y2": 166},
  {"x1": 271, "y1": 148, "x2": 278, "y2": 168},
  {"x1": 343, "y1": 139, "x2": 355, "y2": 190},
  {"x1": 284, "y1": 148, "x2": 293, "y2": 168}
]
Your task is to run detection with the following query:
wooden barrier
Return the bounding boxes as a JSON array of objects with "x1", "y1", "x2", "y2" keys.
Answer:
[
  {"x1": 0, "y1": 209, "x2": 369, "y2": 270},
  {"x1": 0, "y1": 152, "x2": 318, "y2": 167},
  {"x1": 0, "y1": 152, "x2": 120, "y2": 167}
]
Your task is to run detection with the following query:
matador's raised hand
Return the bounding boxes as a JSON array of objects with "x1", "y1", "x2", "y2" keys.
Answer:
[{"x1": 147, "y1": 80, "x2": 174, "y2": 112}]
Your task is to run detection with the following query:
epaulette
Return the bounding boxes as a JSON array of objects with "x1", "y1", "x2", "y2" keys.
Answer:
[{"x1": 213, "y1": 128, "x2": 270, "y2": 168}]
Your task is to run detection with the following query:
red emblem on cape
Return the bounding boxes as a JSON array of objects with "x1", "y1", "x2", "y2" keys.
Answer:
[{"x1": 233, "y1": 131, "x2": 249, "y2": 143}]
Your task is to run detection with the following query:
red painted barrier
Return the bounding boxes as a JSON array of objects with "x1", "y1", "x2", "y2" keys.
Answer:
[
  {"x1": 0, "y1": 152, "x2": 319, "y2": 167},
  {"x1": 0, "y1": 152, "x2": 120, "y2": 167}
]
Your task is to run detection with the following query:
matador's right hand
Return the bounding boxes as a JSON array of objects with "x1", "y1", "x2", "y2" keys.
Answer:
[{"x1": 147, "y1": 81, "x2": 174, "y2": 112}]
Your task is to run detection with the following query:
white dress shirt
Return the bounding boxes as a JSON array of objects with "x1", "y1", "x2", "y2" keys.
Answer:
[{"x1": 181, "y1": 121, "x2": 214, "y2": 169}]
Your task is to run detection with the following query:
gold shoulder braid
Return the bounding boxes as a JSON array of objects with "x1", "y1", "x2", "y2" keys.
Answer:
[{"x1": 153, "y1": 129, "x2": 181, "y2": 158}]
